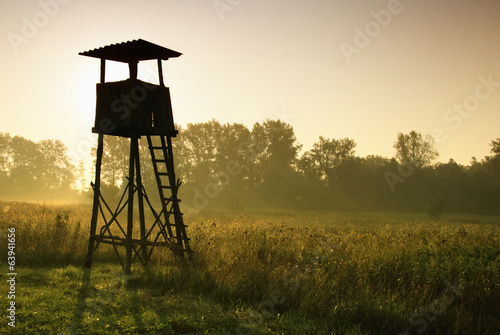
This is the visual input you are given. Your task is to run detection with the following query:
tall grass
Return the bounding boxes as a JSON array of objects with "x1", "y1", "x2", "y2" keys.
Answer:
[
  {"x1": 0, "y1": 202, "x2": 498, "y2": 334},
  {"x1": 0, "y1": 201, "x2": 90, "y2": 265}
]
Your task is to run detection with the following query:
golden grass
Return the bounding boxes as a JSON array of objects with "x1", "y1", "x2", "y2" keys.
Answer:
[{"x1": 0, "y1": 202, "x2": 498, "y2": 334}]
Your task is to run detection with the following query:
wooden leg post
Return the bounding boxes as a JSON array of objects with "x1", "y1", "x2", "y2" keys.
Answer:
[
  {"x1": 125, "y1": 134, "x2": 136, "y2": 275},
  {"x1": 134, "y1": 137, "x2": 147, "y2": 265},
  {"x1": 85, "y1": 132, "x2": 104, "y2": 268}
]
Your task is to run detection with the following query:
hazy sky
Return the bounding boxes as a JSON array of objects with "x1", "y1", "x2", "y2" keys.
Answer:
[{"x1": 1, "y1": 0, "x2": 499, "y2": 169}]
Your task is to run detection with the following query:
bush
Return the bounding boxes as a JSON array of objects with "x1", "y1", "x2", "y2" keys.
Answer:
[{"x1": 427, "y1": 197, "x2": 446, "y2": 219}]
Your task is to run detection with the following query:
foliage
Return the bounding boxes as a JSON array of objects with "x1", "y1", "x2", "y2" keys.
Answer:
[
  {"x1": 0, "y1": 133, "x2": 75, "y2": 200},
  {"x1": 91, "y1": 136, "x2": 129, "y2": 188},
  {"x1": 88, "y1": 124, "x2": 497, "y2": 214},
  {"x1": 1, "y1": 126, "x2": 499, "y2": 215},
  {"x1": 299, "y1": 136, "x2": 356, "y2": 186},
  {"x1": 491, "y1": 138, "x2": 500, "y2": 155},
  {"x1": 393, "y1": 130, "x2": 438, "y2": 168}
]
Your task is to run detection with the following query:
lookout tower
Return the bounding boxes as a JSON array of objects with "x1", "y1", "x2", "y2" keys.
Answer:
[{"x1": 80, "y1": 39, "x2": 191, "y2": 273}]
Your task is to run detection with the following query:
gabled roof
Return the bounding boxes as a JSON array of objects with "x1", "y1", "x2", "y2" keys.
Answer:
[{"x1": 79, "y1": 39, "x2": 182, "y2": 63}]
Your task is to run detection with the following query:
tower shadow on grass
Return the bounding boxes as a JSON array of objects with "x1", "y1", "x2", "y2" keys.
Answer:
[
  {"x1": 64, "y1": 259, "x2": 210, "y2": 334},
  {"x1": 126, "y1": 285, "x2": 147, "y2": 332},
  {"x1": 65, "y1": 266, "x2": 147, "y2": 334},
  {"x1": 66, "y1": 267, "x2": 91, "y2": 335}
]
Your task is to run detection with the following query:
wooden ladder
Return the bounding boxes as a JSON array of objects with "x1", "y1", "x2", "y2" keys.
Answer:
[{"x1": 147, "y1": 135, "x2": 192, "y2": 257}]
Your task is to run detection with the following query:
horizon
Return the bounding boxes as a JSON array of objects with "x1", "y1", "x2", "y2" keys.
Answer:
[{"x1": 0, "y1": 117, "x2": 497, "y2": 168}]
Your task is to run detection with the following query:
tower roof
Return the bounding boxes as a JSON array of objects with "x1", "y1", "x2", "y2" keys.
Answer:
[{"x1": 79, "y1": 39, "x2": 182, "y2": 63}]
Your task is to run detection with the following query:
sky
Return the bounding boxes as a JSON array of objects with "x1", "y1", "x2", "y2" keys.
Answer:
[{"x1": 1, "y1": 0, "x2": 499, "y2": 171}]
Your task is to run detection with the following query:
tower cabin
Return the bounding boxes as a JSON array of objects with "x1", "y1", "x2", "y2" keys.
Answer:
[{"x1": 79, "y1": 39, "x2": 181, "y2": 138}]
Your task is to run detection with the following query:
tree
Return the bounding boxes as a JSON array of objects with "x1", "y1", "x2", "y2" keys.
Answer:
[
  {"x1": 37, "y1": 139, "x2": 74, "y2": 190},
  {"x1": 216, "y1": 122, "x2": 253, "y2": 207},
  {"x1": 0, "y1": 132, "x2": 11, "y2": 176},
  {"x1": 467, "y1": 156, "x2": 499, "y2": 214},
  {"x1": 250, "y1": 120, "x2": 301, "y2": 191},
  {"x1": 92, "y1": 136, "x2": 129, "y2": 188},
  {"x1": 393, "y1": 131, "x2": 438, "y2": 168},
  {"x1": 5, "y1": 136, "x2": 75, "y2": 197},
  {"x1": 432, "y1": 159, "x2": 470, "y2": 212},
  {"x1": 174, "y1": 119, "x2": 223, "y2": 186},
  {"x1": 490, "y1": 138, "x2": 500, "y2": 156},
  {"x1": 299, "y1": 136, "x2": 357, "y2": 186},
  {"x1": 0, "y1": 133, "x2": 12, "y2": 196},
  {"x1": 9, "y1": 136, "x2": 40, "y2": 191},
  {"x1": 77, "y1": 160, "x2": 87, "y2": 192},
  {"x1": 354, "y1": 155, "x2": 393, "y2": 208},
  {"x1": 173, "y1": 120, "x2": 254, "y2": 209},
  {"x1": 484, "y1": 138, "x2": 500, "y2": 189}
]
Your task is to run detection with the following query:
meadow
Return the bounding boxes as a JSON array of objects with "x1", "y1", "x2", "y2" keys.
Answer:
[{"x1": 0, "y1": 201, "x2": 498, "y2": 334}]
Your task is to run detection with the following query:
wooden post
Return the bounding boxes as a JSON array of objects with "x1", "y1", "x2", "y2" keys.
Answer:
[
  {"x1": 129, "y1": 61, "x2": 138, "y2": 80},
  {"x1": 125, "y1": 134, "x2": 136, "y2": 274},
  {"x1": 157, "y1": 59, "x2": 164, "y2": 87},
  {"x1": 134, "y1": 137, "x2": 147, "y2": 264},
  {"x1": 85, "y1": 132, "x2": 104, "y2": 268},
  {"x1": 100, "y1": 58, "x2": 106, "y2": 84}
]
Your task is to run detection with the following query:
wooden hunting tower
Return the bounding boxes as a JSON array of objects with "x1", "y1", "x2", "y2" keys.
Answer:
[{"x1": 80, "y1": 39, "x2": 191, "y2": 273}]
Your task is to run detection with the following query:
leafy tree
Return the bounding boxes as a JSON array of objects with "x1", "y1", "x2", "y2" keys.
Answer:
[
  {"x1": 427, "y1": 197, "x2": 446, "y2": 218},
  {"x1": 484, "y1": 138, "x2": 500, "y2": 190},
  {"x1": 9, "y1": 136, "x2": 40, "y2": 191},
  {"x1": 77, "y1": 160, "x2": 87, "y2": 192},
  {"x1": 299, "y1": 137, "x2": 356, "y2": 187},
  {"x1": 467, "y1": 158, "x2": 498, "y2": 213},
  {"x1": 174, "y1": 120, "x2": 223, "y2": 186},
  {"x1": 173, "y1": 121, "x2": 253, "y2": 208},
  {"x1": 216, "y1": 122, "x2": 252, "y2": 207},
  {"x1": 351, "y1": 155, "x2": 393, "y2": 209},
  {"x1": 0, "y1": 132, "x2": 11, "y2": 175},
  {"x1": 0, "y1": 133, "x2": 12, "y2": 196},
  {"x1": 5, "y1": 136, "x2": 74, "y2": 196},
  {"x1": 250, "y1": 120, "x2": 301, "y2": 204},
  {"x1": 393, "y1": 130, "x2": 438, "y2": 168},
  {"x1": 363, "y1": 154, "x2": 391, "y2": 168},
  {"x1": 252, "y1": 120, "x2": 300, "y2": 173},
  {"x1": 92, "y1": 136, "x2": 129, "y2": 188},
  {"x1": 491, "y1": 138, "x2": 500, "y2": 155},
  {"x1": 37, "y1": 139, "x2": 74, "y2": 190},
  {"x1": 432, "y1": 159, "x2": 470, "y2": 212}
]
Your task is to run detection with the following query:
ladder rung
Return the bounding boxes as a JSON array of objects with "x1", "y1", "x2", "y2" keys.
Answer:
[
  {"x1": 154, "y1": 159, "x2": 167, "y2": 163},
  {"x1": 150, "y1": 146, "x2": 167, "y2": 150},
  {"x1": 162, "y1": 197, "x2": 180, "y2": 202},
  {"x1": 161, "y1": 185, "x2": 171, "y2": 189},
  {"x1": 158, "y1": 172, "x2": 169, "y2": 176}
]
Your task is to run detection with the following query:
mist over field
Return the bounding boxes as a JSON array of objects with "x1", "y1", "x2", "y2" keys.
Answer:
[{"x1": 1, "y1": 123, "x2": 499, "y2": 216}]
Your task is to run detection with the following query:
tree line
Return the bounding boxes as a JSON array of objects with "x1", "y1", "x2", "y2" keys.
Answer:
[
  {"x1": 0, "y1": 133, "x2": 76, "y2": 200},
  {"x1": 1, "y1": 122, "x2": 499, "y2": 215}
]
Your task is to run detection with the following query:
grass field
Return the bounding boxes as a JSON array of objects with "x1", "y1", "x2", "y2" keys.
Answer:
[{"x1": 0, "y1": 201, "x2": 498, "y2": 334}]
